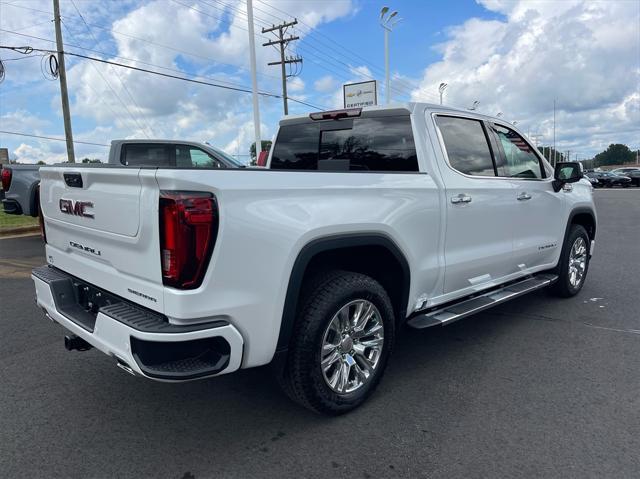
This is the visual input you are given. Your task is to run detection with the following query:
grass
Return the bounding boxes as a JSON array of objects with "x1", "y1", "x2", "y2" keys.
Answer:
[{"x1": 0, "y1": 210, "x2": 39, "y2": 231}]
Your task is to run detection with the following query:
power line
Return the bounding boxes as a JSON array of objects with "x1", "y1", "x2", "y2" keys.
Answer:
[
  {"x1": 79, "y1": 21, "x2": 283, "y2": 82},
  {"x1": 254, "y1": 0, "x2": 421, "y2": 98},
  {"x1": 64, "y1": 51, "x2": 326, "y2": 109},
  {"x1": 67, "y1": 0, "x2": 156, "y2": 138},
  {"x1": 204, "y1": 0, "x2": 421, "y2": 102},
  {"x1": 262, "y1": 19, "x2": 303, "y2": 115},
  {"x1": 0, "y1": 1, "x2": 52, "y2": 16},
  {"x1": 0, "y1": 29, "x2": 266, "y2": 92},
  {"x1": 60, "y1": 20, "x2": 152, "y2": 139},
  {"x1": 0, "y1": 130, "x2": 109, "y2": 147},
  {"x1": 0, "y1": 40, "x2": 328, "y2": 110}
]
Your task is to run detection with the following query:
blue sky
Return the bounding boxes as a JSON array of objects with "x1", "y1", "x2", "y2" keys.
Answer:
[{"x1": 0, "y1": 0, "x2": 638, "y2": 164}]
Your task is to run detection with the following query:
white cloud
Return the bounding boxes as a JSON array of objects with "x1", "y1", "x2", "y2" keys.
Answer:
[
  {"x1": 349, "y1": 65, "x2": 373, "y2": 80},
  {"x1": 288, "y1": 77, "x2": 305, "y2": 92},
  {"x1": 0, "y1": 110, "x2": 50, "y2": 132},
  {"x1": 13, "y1": 142, "x2": 67, "y2": 164},
  {"x1": 412, "y1": 0, "x2": 640, "y2": 156},
  {"x1": 1, "y1": 0, "x2": 357, "y2": 161},
  {"x1": 314, "y1": 75, "x2": 337, "y2": 92}
]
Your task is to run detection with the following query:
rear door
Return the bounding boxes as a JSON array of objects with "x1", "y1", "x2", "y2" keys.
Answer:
[
  {"x1": 39, "y1": 166, "x2": 165, "y2": 311},
  {"x1": 488, "y1": 123, "x2": 566, "y2": 270},
  {"x1": 432, "y1": 114, "x2": 515, "y2": 295}
]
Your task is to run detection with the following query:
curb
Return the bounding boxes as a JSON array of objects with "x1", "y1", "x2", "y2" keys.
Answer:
[{"x1": 0, "y1": 225, "x2": 40, "y2": 238}]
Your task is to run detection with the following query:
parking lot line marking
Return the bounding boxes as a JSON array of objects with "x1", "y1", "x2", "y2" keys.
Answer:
[{"x1": 583, "y1": 323, "x2": 640, "y2": 335}]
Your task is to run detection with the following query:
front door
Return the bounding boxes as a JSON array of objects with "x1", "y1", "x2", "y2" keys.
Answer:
[{"x1": 488, "y1": 123, "x2": 566, "y2": 270}]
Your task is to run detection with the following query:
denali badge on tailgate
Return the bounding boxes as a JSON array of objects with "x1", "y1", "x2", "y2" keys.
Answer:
[{"x1": 59, "y1": 199, "x2": 94, "y2": 218}]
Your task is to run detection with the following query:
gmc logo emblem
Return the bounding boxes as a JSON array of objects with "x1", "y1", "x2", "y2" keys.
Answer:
[{"x1": 59, "y1": 199, "x2": 94, "y2": 219}]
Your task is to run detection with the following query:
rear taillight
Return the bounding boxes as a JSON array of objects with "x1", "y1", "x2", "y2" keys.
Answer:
[
  {"x1": 257, "y1": 150, "x2": 268, "y2": 167},
  {"x1": 159, "y1": 191, "x2": 217, "y2": 289},
  {"x1": 1, "y1": 168, "x2": 11, "y2": 191}
]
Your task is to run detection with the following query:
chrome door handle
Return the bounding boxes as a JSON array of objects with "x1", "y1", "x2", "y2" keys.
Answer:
[
  {"x1": 451, "y1": 194, "x2": 472, "y2": 204},
  {"x1": 517, "y1": 192, "x2": 532, "y2": 201}
]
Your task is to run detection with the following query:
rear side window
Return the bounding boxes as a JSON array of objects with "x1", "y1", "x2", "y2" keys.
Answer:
[
  {"x1": 435, "y1": 116, "x2": 496, "y2": 176},
  {"x1": 271, "y1": 116, "x2": 418, "y2": 172},
  {"x1": 490, "y1": 124, "x2": 544, "y2": 179},
  {"x1": 121, "y1": 144, "x2": 171, "y2": 167}
]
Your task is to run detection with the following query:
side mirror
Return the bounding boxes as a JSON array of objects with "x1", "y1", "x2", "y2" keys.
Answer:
[
  {"x1": 257, "y1": 150, "x2": 269, "y2": 167},
  {"x1": 553, "y1": 161, "x2": 582, "y2": 192}
]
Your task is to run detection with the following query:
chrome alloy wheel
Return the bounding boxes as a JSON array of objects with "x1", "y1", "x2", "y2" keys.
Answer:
[
  {"x1": 568, "y1": 237, "x2": 588, "y2": 288},
  {"x1": 320, "y1": 299, "x2": 384, "y2": 394}
]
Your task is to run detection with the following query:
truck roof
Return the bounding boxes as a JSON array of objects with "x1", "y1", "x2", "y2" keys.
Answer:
[{"x1": 280, "y1": 102, "x2": 503, "y2": 126}]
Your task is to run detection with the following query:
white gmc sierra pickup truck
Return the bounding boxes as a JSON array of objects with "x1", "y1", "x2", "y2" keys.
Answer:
[{"x1": 32, "y1": 103, "x2": 596, "y2": 414}]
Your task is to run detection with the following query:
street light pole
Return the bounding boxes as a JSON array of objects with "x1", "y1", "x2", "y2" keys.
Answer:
[
  {"x1": 380, "y1": 7, "x2": 400, "y2": 105},
  {"x1": 384, "y1": 27, "x2": 389, "y2": 104},
  {"x1": 439, "y1": 82, "x2": 447, "y2": 105}
]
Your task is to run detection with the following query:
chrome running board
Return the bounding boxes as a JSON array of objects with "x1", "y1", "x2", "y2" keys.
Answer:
[{"x1": 407, "y1": 273, "x2": 558, "y2": 329}]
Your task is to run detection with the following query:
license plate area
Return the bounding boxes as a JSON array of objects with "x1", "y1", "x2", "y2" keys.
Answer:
[{"x1": 48, "y1": 275, "x2": 122, "y2": 332}]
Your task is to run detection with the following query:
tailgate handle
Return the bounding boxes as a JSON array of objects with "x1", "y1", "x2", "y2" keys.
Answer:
[{"x1": 64, "y1": 173, "x2": 83, "y2": 188}]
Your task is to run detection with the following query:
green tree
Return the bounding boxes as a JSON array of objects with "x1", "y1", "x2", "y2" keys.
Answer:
[
  {"x1": 537, "y1": 146, "x2": 565, "y2": 163},
  {"x1": 249, "y1": 140, "x2": 272, "y2": 165},
  {"x1": 81, "y1": 158, "x2": 102, "y2": 163},
  {"x1": 36, "y1": 160, "x2": 46, "y2": 165},
  {"x1": 593, "y1": 144, "x2": 634, "y2": 167}
]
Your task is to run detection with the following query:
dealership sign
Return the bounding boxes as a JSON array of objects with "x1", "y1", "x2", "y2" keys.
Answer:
[{"x1": 343, "y1": 80, "x2": 377, "y2": 108}]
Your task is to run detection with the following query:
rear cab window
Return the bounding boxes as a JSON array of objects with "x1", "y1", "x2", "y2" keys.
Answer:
[{"x1": 270, "y1": 114, "x2": 418, "y2": 172}]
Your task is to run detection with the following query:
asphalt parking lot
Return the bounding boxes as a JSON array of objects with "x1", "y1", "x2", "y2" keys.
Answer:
[{"x1": 1, "y1": 189, "x2": 638, "y2": 479}]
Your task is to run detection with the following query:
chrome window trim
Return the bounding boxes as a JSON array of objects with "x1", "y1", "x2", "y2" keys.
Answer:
[{"x1": 429, "y1": 111, "x2": 552, "y2": 183}]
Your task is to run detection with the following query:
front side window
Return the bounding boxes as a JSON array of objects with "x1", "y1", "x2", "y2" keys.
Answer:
[
  {"x1": 435, "y1": 116, "x2": 496, "y2": 176},
  {"x1": 175, "y1": 146, "x2": 222, "y2": 168},
  {"x1": 491, "y1": 124, "x2": 544, "y2": 179},
  {"x1": 270, "y1": 116, "x2": 418, "y2": 172}
]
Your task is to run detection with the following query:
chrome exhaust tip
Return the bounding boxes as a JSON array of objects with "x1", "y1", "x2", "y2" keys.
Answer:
[{"x1": 116, "y1": 359, "x2": 137, "y2": 377}]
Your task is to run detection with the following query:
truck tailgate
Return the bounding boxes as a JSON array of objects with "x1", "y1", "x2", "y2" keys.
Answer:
[{"x1": 39, "y1": 166, "x2": 165, "y2": 312}]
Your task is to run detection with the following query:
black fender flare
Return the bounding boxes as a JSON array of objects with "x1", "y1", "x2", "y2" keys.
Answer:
[
  {"x1": 561, "y1": 207, "x2": 596, "y2": 257},
  {"x1": 275, "y1": 233, "x2": 411, "y2": 353},
  {"x1": 28, "y1": 180, "x2": 41, "y2": 217}
]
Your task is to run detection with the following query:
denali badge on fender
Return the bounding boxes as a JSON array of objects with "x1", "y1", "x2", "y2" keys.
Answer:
[{"x1": 59, "y1": 199, "x2": 94, "y2": 218}]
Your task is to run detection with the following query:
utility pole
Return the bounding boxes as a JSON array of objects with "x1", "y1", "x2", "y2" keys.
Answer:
[
  {"x1": 53, "y1": 0, "x2": 75, "y2": 163},
  {"x1": 262, "y1": 20, "x2": 302, "y2": 116},
  {"x1": 246, "y1": 0, "x2": 261, "y2": 160}
]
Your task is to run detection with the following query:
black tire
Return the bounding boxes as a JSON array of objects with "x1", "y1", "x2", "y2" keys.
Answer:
[
  {"x1": 279, "y1": 270, "x2": 395, "y2": 415},
  {"x1": 550, "y1": 224, "x2": 590, "y2": 297}
]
